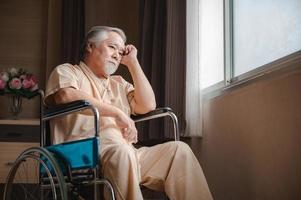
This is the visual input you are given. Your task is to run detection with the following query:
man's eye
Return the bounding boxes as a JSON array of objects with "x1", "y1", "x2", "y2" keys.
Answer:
[{"x1": 109, "y1": 45, "x2": 116, "y2": 49}]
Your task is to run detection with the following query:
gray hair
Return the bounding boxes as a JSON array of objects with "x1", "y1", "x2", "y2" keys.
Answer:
[{"x1": 80, "y1": 26, "x2": 127, "y2": 60}]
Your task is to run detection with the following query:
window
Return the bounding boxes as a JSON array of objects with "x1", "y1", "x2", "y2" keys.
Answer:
[
  {"x1": 232, "y1": 0, "x2": 301, "y2": 76},
  {"x1": 195, "y1": 0, "x2": 301, "y2": 90}
]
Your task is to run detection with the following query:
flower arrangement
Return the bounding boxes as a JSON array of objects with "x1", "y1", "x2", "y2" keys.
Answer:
[{"x1": 0, "y1": 67, "x2": 39, "y2": 98}]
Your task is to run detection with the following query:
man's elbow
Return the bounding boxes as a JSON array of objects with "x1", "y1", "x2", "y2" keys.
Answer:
[
  {"x1": 53, "y1": 89, "x2": 75, "y2": 104},
  {"x1": 142, "y1": 102, "x2": 156, "y2": 113},
  {"x1": 148, "y1": 102, "x2": 156, "y2": 111}
]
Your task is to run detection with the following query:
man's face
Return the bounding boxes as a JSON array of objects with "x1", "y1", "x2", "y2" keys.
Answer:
[{"x1": 88, "y1": 31, "x2": 125, "y2": 78}]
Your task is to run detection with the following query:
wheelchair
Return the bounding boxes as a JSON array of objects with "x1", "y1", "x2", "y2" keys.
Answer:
[{"x1": 2, "y1": 90, "x2": 180, "y2": 200}]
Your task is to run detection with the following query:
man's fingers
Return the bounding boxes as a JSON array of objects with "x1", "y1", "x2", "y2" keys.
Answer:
[
  {"x1": 121, "y1": 126, "x2": 138, "y2": 143},
  {"x1": 124, "y1": 44, "x2": 136, "y2": 55},
  {"x1": 122, "y1": 127, "x2": 130, "y2": 136}
]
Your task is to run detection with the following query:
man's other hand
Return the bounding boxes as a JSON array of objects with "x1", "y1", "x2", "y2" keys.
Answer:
[{"x1": 115, "y1": 111, "x2": 138, "y2": 143}]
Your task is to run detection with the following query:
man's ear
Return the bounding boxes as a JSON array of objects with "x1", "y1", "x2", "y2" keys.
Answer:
[{"x1": 86, "y1": 43, "x2": 93, "y2": 53}]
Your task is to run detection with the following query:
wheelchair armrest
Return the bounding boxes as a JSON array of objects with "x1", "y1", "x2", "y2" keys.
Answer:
[
  {"x1": 131, "y1": 107, "x2": 180, "y2": 141},
  {"x1": 131, "y1": 107, "x2": 172, "y2": 121},
  {"x1": 43, "y1": 100, "x2": 93, "y2": 120}
]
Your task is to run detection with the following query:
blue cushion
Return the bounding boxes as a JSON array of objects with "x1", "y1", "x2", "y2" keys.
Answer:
[{"x1": 41, "y1": 137, "x2": 100, "y2": 174}]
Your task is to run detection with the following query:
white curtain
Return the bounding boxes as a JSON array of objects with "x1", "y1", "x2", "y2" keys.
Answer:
[{"x1": 185, "y1": 0, "x2": 202, "y2": 137}]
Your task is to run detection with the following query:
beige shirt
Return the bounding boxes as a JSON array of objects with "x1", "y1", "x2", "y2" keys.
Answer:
[{"x1": 45, "y1": 61, "x2": 135, "y2": 144}]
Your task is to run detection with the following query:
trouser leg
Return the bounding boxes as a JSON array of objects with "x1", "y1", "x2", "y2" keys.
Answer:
[
  {"x1": 138, "y1": 141, "x2": 213, "y2": 200},
  {"x1": 101, "y1": 143, "x2": 143, "y2": 200}
]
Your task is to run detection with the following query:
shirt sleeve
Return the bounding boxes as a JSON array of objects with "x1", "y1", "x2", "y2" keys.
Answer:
[{"x1": 44, "y1": 64, "x2": 80, "y2": 105}]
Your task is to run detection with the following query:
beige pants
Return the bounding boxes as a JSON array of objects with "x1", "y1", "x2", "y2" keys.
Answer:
[{"x1": 100, "y1": 128, "x2": 213, "y2": 200}]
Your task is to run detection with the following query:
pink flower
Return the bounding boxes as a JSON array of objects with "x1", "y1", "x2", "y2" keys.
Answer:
[
  {"x1": 0, "y1": 68, "x2": 39, "y2": 95},
  {"x1": 9, "y1": 78, "x2": 22, "y2": 89},
  {"x1": 21, "y1": 74, "x2": 38, "y2": 90},
  {"x1": 0, "y1": 71, "x2": 9, "y2": 82},
  {"x1": 0, "y1": 79, "x2": 6, "y2": 89},
  {"x1": 22, "y1": 78, "x2": 32, "y2": 89},
  {"x1": 29, "y1": 74, "x2": 37, "y2": 84}
]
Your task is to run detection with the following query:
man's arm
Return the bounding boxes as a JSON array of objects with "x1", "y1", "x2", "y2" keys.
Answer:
[
  {"x1": 121, "y1": 45, "x2": 156, "y2": 114},
  {"x1": 52, "y1": 87, "x2": 121, "y2": 118},
  {"x1": 49, "y1": 87, "x2": 138, "y2": 143}
]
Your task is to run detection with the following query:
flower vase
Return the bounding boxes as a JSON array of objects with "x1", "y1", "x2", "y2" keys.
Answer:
[{"x1": 8, "y1": 94, "x2": 22, "y2": 119}]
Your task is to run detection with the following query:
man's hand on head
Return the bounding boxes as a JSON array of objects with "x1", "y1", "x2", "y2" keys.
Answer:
[{"x1": 120, "y1": 44, "x2": 139, "y2": 69}]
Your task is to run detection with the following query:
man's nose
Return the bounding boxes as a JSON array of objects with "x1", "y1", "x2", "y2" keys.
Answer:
[{"x1": 112, "y1": 51, "x2": 120, "y2": 61}]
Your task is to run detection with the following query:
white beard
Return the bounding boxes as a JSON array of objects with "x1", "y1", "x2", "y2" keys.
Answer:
[{"x1": 103, "y1": 62, "x2": 118, "y2": 76}]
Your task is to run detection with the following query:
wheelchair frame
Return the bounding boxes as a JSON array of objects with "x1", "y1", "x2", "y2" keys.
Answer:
[{"x1": 3, "y1": 90, "x2": 180, "y2": 200}]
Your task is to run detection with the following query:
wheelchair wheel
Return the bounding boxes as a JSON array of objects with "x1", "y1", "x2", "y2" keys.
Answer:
[{"x1": 3, "y1": 147, "x2": 68, "y2": 200}]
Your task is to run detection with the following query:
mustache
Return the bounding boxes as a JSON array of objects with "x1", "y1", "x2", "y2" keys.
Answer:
[{"x1": 108, "y1": 61, "x2": 118, "y2": 66}]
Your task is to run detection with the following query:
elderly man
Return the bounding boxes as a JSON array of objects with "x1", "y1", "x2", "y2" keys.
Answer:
[{"x1": 45, "y1": 26, "x2": 212, "y2": 200}]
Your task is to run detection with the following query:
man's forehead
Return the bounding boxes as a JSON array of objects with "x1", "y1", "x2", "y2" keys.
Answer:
[{"x1": 105, "y1": 32, "x2": 125, "y2": 48}]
